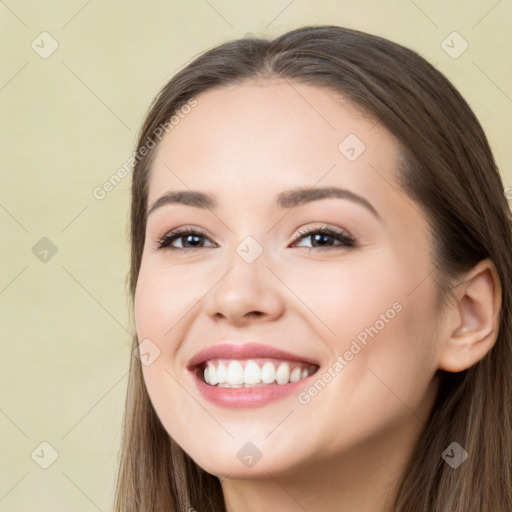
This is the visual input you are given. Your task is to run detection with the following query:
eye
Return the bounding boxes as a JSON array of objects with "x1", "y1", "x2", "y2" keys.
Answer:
[
  {"x1": 291, "y1": 226, "x2": 355, "y2": 251},
  {"x1": 154, "y1": 227, "x2": 216, "y2": 251},
  {"x1": 153, "y1": 225, "x2": 355, "y2": 252}
]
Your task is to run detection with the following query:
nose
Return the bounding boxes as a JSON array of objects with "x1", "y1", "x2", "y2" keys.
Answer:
[{"x1": 203, "y1": 248, "x2": 285, "y2": 327}]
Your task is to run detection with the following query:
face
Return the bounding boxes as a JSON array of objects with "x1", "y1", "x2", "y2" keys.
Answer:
[{"x1": 134, "y1": 80, "x2": 443, "y2": 479}]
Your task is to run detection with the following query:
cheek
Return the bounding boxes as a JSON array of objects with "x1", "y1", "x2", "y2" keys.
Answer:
[
  {"x1": 301, "y1": 296, "x2": 439, "y2": 457},
  {"x1": 323, "y1": 275, "x2": 439, "y2": 431},
  {"x1": 284, "y1": 255, "x2": 439, "y2": 411},
  {"x1": 276, "y1": 256, "x2": 399, "y2": 342},
  {"x1": 134, "y1": 264, "x2": 181, "y2": 391},
  {"x1": 133, "y1": 264, "x2": 201, "y2": 440},
  {"x1": 134, "y1": 260, "x2": 202, "y2": 339}
]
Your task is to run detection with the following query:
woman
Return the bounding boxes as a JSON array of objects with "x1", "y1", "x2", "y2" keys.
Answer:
[{"x1": 114, "y1": 25, "x2": 512, "y2": 511}]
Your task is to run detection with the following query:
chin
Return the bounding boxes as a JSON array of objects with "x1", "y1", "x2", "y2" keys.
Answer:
[{"x1": 180, "y1": 437, "x2": 312, "y2": 480}]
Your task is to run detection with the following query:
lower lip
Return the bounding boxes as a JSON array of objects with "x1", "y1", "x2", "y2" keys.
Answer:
[{"x1": 191, "y1": 369, "x2": 317, "y2": 409}]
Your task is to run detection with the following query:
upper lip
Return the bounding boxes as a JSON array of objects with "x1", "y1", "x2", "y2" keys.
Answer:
[{"x1": 187, "y1": 342, "x2": 321, "y2": 369}]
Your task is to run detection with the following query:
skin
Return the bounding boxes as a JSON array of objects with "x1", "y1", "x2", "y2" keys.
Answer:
[{"x1": 134, "y1": 80, "x2": 501, "y2": 512}]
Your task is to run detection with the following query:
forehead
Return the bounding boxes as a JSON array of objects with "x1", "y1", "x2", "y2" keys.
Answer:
[{"x1": 147, "y1": 80, "x2": 401, "y2": 210}]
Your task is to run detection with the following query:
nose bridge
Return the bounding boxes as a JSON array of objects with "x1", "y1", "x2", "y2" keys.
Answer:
[
  {"x1": 220, "y1": 232, "x2": 270, "y2": 299},
  {"x1": 204, "y1": 231, "x2": 283, "y2": 322},
  {"x1": 234, "y1": 234, "x2": 266, "y2": 266}
]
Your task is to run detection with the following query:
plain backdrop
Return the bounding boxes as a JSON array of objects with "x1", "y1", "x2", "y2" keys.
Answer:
[{"x1": 1, "y1": 0, "x2": 511, "y2": 510}]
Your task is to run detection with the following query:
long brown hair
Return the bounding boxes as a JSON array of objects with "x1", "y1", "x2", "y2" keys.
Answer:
[{"x1": 114, "y1": 25, "x2": 512, "y2": 511}]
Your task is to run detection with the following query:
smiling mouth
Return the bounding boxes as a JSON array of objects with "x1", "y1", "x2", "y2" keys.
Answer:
[{"x1": 196, "y1": 358, "x2": 320, "y2": 388}]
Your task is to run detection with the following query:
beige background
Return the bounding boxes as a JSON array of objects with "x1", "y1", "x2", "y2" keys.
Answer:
[{"x1": 1, "y1": 0, "x2": 510, "y2": 510}]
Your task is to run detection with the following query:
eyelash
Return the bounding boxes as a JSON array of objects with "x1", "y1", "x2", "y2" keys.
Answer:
[{"x1": 154, "y1": 225, "x2": 355, "y2": 252}]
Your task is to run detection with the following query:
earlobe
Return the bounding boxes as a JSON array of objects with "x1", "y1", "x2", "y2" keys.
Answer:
[{"x1": 438, "y1": 258, "x2": 502, "y2": 373}]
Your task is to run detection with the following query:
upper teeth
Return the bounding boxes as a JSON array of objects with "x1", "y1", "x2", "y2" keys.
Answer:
[{"x1": 202, "y1": 358, "x2": 316, "y2": 387}]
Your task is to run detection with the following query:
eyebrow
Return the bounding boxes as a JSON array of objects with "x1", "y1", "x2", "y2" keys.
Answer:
[{"x1": 146, "y1": 186, "x2": 381, "y2": 220}]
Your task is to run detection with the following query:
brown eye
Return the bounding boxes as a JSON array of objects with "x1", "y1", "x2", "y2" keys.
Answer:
[
  {"x1": 292, "y1": 226, "x2": 355, "y2": 251},
  {"x1": 155, "y1": 228, "x2": 216, "y2": 250}
]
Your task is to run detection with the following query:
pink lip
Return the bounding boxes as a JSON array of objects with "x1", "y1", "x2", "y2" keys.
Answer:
[
  {"x1": 191, "y1": 372, "x2": 317, "y2": 409},
  {"x1": 187, "y1": 342, "x2": 320, "y2": 409},
  {"x1": 187, "y1": 342, "x2": 320, "y2": 369}
]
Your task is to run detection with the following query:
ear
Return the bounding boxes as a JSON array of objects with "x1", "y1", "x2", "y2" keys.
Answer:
[{"x1": 438, "y1": 258, "x2": 502, "y2": 373}]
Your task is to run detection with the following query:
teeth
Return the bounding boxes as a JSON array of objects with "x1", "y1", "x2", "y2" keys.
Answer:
[
  {"x1": 261, "y1": 361, "x2": 276, "y2": 384},
  {"x1": 208, "y1": 362, "x2": 218, "y2": 385},
  {"x1": 217, "y1": 361, "x2": 227, "y2": 384},
  {"x1": 244, "y1": 361, "x2": 261, "y2": 384},
  {"x1": 226, "y1": 361, "x2": 244, "y2": 385},
  {"x1": 290, "y1": 366, "x2": 302, "y2": 382},
  {"x1": 275, "y1": 362, "x2": 290, "y2": 384},
  {"x1": 201, "y1": 358, "x2": 316, "y2": 387}
]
